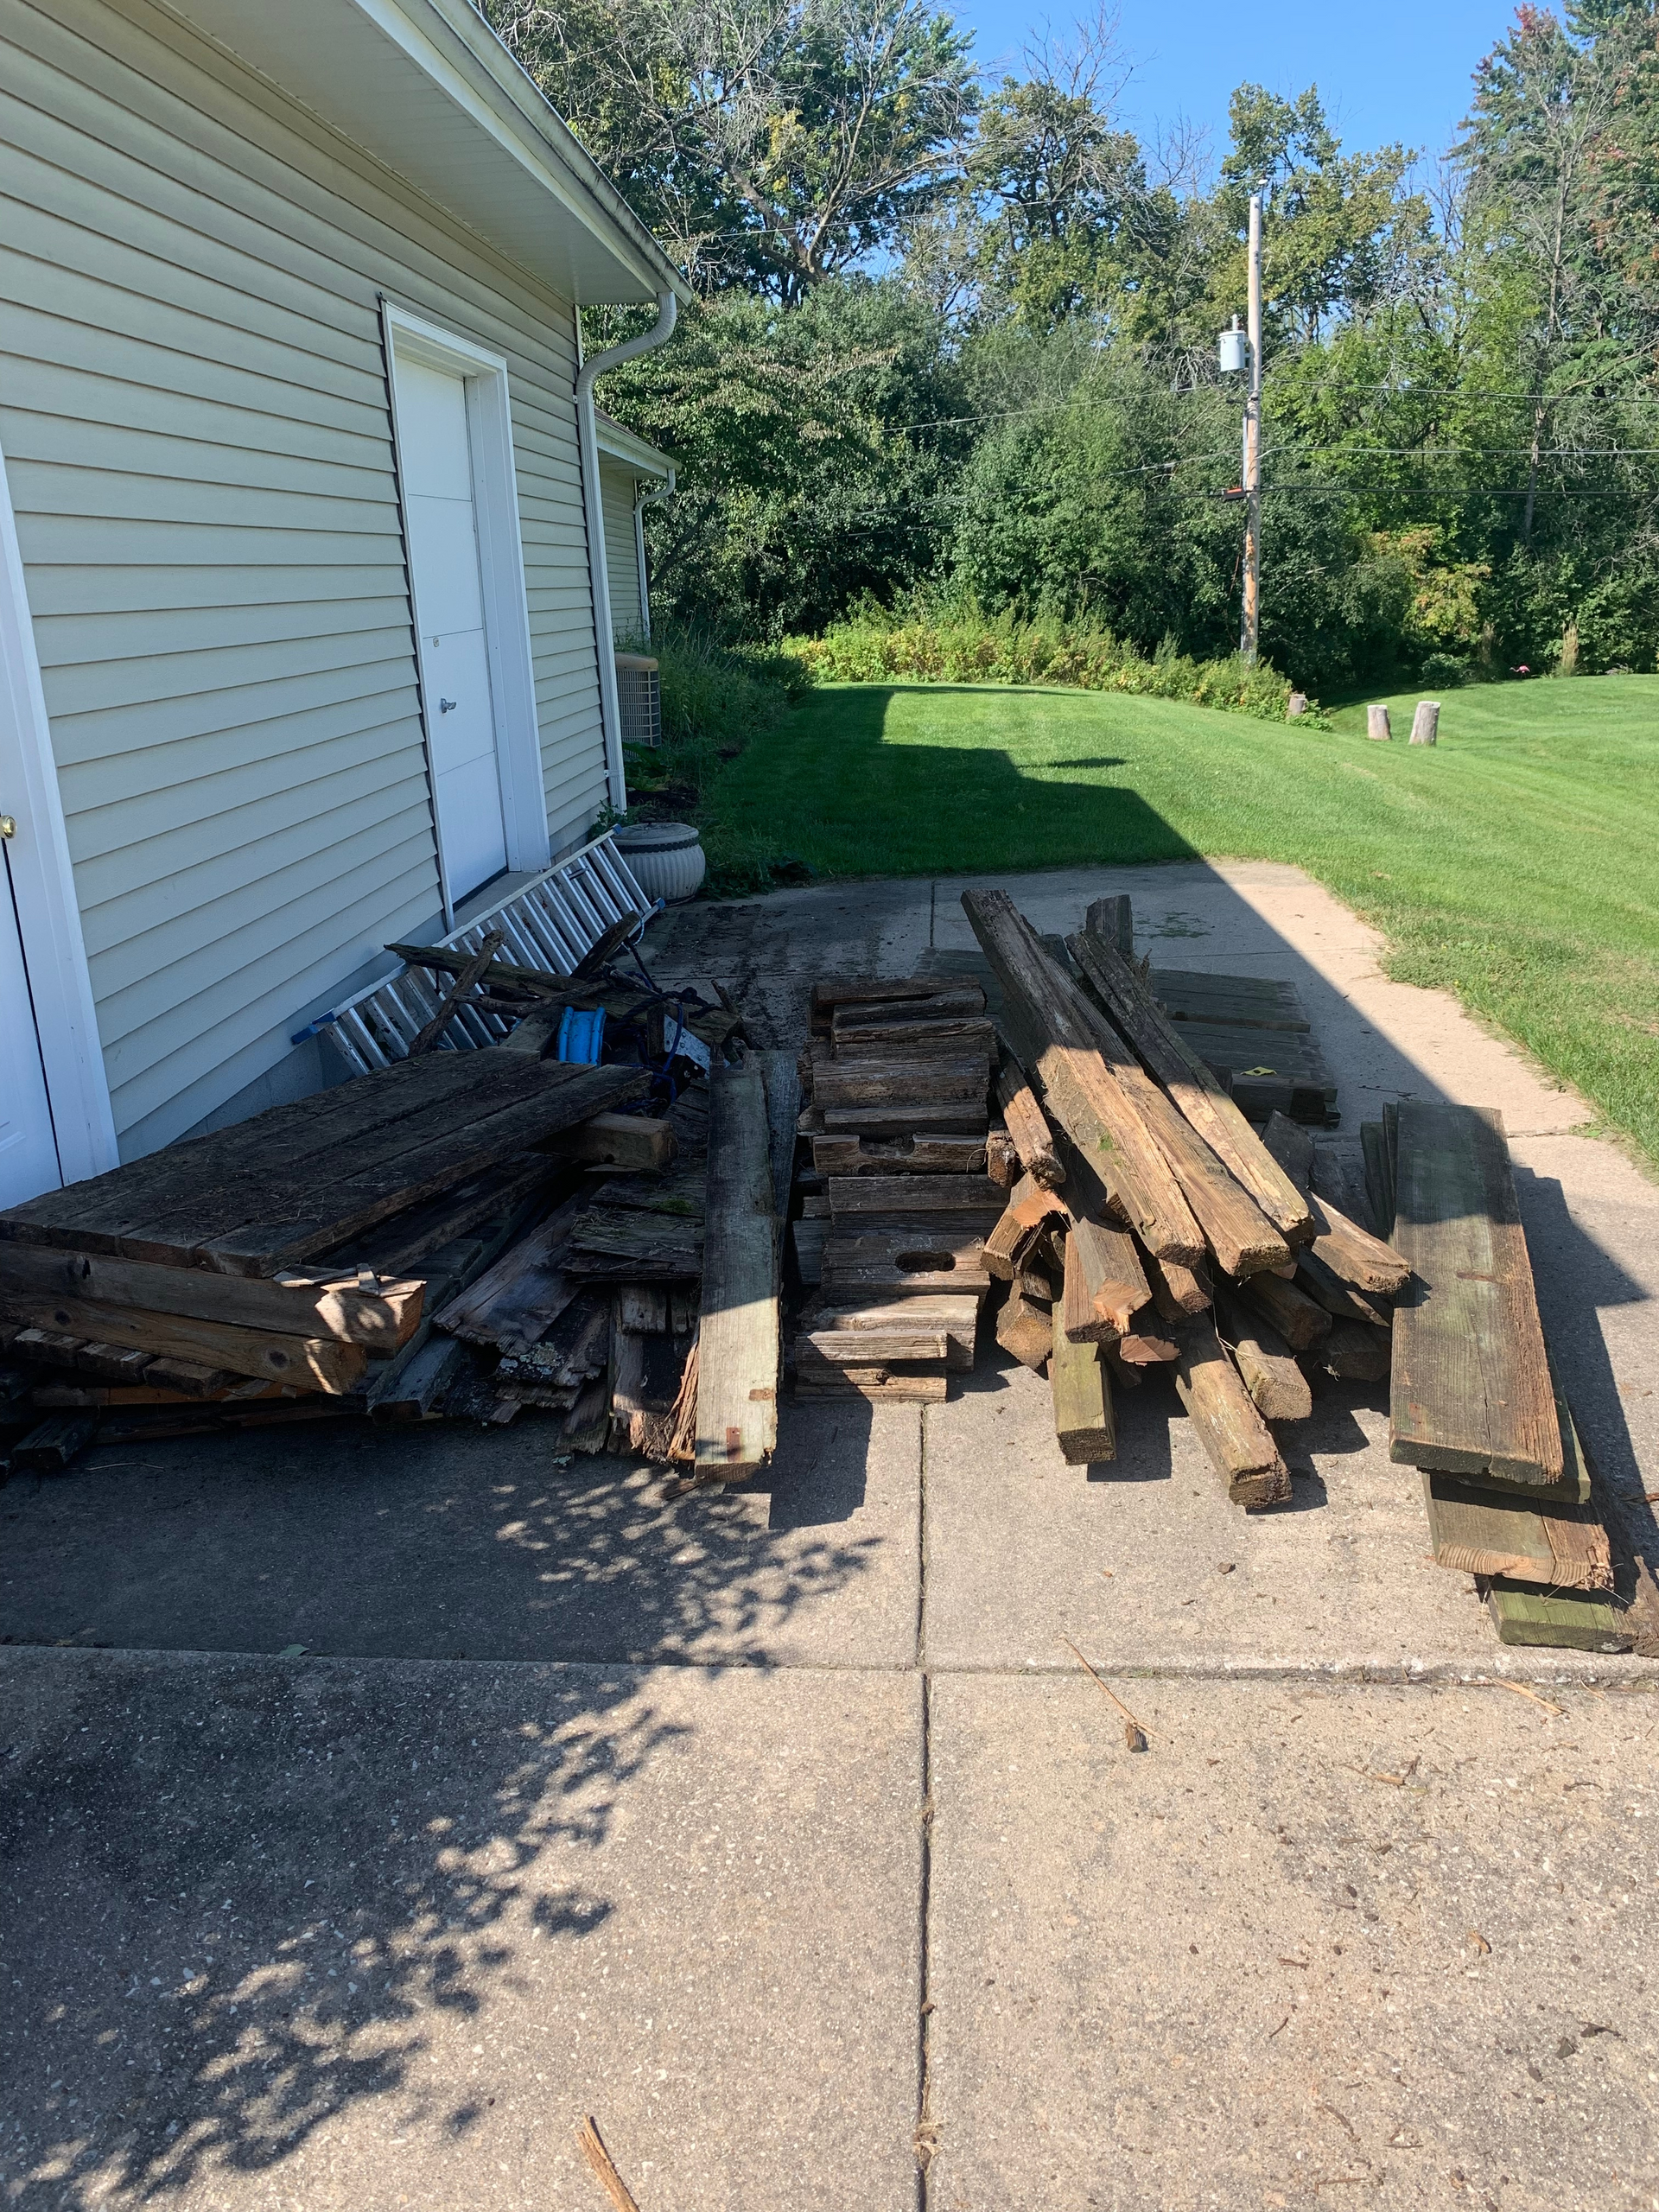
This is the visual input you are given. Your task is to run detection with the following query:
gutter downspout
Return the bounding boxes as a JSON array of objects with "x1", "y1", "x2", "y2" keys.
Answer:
[
  {"x1": 633, "y1": 467, "x2": 676, "y2": 645},
  {"x1": 575, "y1": 291, "x2": 677, "y2": 813}
]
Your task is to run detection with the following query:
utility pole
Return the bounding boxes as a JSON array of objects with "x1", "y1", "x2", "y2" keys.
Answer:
[{"x1": 1239, "y1": 190, "x2": 1262, "y2": 664}]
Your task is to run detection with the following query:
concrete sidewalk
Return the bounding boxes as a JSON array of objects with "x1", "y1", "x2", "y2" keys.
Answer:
[{"x1": 3, "y1": 862, "x2": 1656, "y2": 2211}]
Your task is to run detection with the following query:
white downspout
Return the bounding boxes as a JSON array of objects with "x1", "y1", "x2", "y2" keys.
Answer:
[
  {"x1": 575, "y1": 290, "x2": 678, "y2": 813},
  {"x1": 633, "y1": 467, "x2": 676, "y2": 645}
]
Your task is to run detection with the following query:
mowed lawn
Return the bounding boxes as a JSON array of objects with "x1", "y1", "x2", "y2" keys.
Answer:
[{"x1": 702, "y1": 673, "x2": 1659, "y2": 1168}]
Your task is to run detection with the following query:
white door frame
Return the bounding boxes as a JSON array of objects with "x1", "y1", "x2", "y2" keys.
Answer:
[
  {"x1": 380, "y1": 301, "x2": 549, "y2": 924},
  {"x1": 0, "y1": 431, "x2": 118, "y2": 1187}
]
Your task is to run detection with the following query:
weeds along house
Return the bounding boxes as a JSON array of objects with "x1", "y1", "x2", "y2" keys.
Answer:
[{"x1": 0, "y1": 0, "x2": 684, "y2": 1208}]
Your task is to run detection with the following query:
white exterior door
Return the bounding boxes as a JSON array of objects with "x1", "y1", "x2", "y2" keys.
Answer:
[
  {"x1": 0, "y1": 851, "x2": 60, "y2": 1205},
  {"x1": 396, "y1": 356, "x2": 509, "y2": 900}
]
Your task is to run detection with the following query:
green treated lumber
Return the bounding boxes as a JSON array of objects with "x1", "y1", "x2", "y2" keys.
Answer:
[
  {"x1": 1390, "y1": 1103, "x2": 1563, "y2": 1488},
  {"x1": 1050, "y1": 1280, "x2": 1116, "y2": 1464},
  {"x1": 1483, "y1": 1580, "x2": 1633, "y2": 1651}
]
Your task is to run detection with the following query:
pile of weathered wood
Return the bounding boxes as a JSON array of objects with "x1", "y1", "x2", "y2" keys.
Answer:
[
  {"x1": 0, "y1": 1049, "x2": 648, "y2": 1465},
  {"x1": 1380, "y1": 1099, "x2": 1658, "y2": 1655},
  {"x1": 789, "y1": 977, "x2": 1003, "y2": 1401},
  {"x1": 785, "y1": 890, "x2": 1413, "y2": 1499}
]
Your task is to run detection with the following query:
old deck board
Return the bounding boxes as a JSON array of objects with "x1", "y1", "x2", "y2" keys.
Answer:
[
  {"x1": 1390, "y1": 1103, "x2": 1563, "y2": 1487},
  {"x1": 0, "y1": 1058, "x2": 641, "y2": 1277},
  {"x1": 1422, "y1": 1472, "x2": 1612, "y2": 1590},
  {"x1": 694, "y1": 1059, "x2": 779, "y2": 1477}
]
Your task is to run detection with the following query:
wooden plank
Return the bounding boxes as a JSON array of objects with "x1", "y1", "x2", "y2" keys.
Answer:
[
  {"x1": 1422, "y1": 1473, "x2": 1612, "y2": 1591},
  {"x1": 1115, "y1": 1330, "x2": 1179, "y2": 1365},
  {"x1": 543, "y1": 1113, "x2": 676, "y2": 1172},
  {"x1": 0, "y1": 1287, "x2": 365, "y2": 1393},
  {"x1": 993, "y1": 1048, "x2": 1065, "y2": 1191},
  {"x1": 567, "y1": 1210, "x2": 705, "y2": 1277},
  {"x1": 819, "y1": 1103, "x2": 990, "y2": 1139},
  {"x1": 811, "y1": 1135, "x2": 987, "y2": 1177},
  {"x1": 791, "y1": 1357, "x2": 949, "y2": 1402},
  {"x1": 821, "y1": 1224, "x2": 992, "y2": 1298},
  {"x1": 804, "y1": 1294, "x2": 978, "y2": 1370},
  {"x1": 1390, "y1": 1103, "x2": 1563, "y2": 1487},
  {"x1": 962, "y1": 891, "x2": 1203, "y2": 1263},
  {"x1": 811, "y1": 976, "x2": 968, "y2": 1013},
  {"x1": 1306, "y1": 1195, "x2": 1409, "y2": 1298},
  {"x1": 806, "y1": 1048, "x2": 993, "y2": 1109},
  {"x1": 995, "y1": 1287, "x2": 1053, "y2": 1371},
  {"x1": 832, "y1": 1014, "x2": 996, "y2": 1059},
  {"x1": 1319, "y1": 1321, "x2": 1392, "y2": 1382},
  {"x1": 1173, "y1": 1313, "x2": 1293, "y2": 1507},
  {"x1": 1242, "y1": 1271, "x2": 1330, "y2": 1350},
  {"x1": 1362, "y1": 1121, "x2": 1395, "y2": 1239},
  {"x1": 1071, "y1": 924, "x2": 1315, "y2": 1246},
  {"x1": 1059, "y1": 1217, "x2": 1150, "y2": 1339},
  {"x1": 0, "y1": 1240, "x2": 422, "y2": 1349},
  {"x1": 1297, "y1": 1253, "x2": 1392, "y2": 1328},
  {"x1": 10, "y1": 1330, "x2": 151, "y2": 1382},
  {"x1": 828, "y1": 1175, "x2": 1003, "y2": 1218},
  {"x1": 336, "y1": 1158, "x2": 564, "y2": 1276},
  {"x1": 759, "y1": 1051, "x2": 803, "y2": 1230},
  {"x1": 1214, "y1": 1287, "x2": 1312, "y2": 1422},
  {"x1": 829, "y1": 988, "x2": 987, "y2": 1028},
  {"x1": 0, "y1": 1046, "x2": 509, "y2": 1250},
  {"x1": 695, "y1": 1059, "x2": 779, "y2": 1477},
  {"x1": 11, "y1": 1414, "x2": 99, "y2": 1472},
  {"x1": 366, "y1": 1335, "x2": 466, "y2": 1423},
  {"x1": 802, "y1": 1322, "x2": 951, "y2": 1364},
  {"x1": 431, "y1": 1194, "x2": 586, "y2": 1351},
  {"x1": 1149, "y1": 970, "x2": 1310, "y2": 1033},
  {"x1": 1484, "y1": 1580, "x2": 1634, "y2": 1651},
  {"x1": 1050, "y1": 1294, "x2": 1115, "y2": 1463},
  {"x1": 194, "y1": 1068, "x2": 647, "y2": 1277}
]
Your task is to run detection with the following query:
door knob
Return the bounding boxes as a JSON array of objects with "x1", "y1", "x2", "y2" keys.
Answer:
[
  {"x1": 438, "y1": 697, "x2": 457, "y2": 714},
  {"x1": 0, "y1": 814, "x2": 15, "y2": 838}
]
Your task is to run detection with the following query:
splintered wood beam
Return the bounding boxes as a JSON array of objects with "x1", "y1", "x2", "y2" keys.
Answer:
[
  {"x1": 962, "y1": 890, "x2": 1203, "y2": 1264},
  {"x1": 695, "y1": 1059, "x2": 779, "y2": 1477},
  {"x1": 993, "y1": 1049, "x2": 1065, "y2": 1190},
  {"x1": 1173, "y1": 1313, "x2": 1293, "y2": 1509},
  {"x1": 1072, "y1": 918, "x2": 1315, "y2": 1246},
  {"x1": 1214, "y1": 1287, "x2": 1312, "y2": 1422},
  {"x1": 984, "y1": 1173, "x2": 1070, "y2": 1281},
  {"x1": 1060, "y1": 1217, "x2": 1151, "y2": 1340},
  {"x1": 1297, "y1": 1252, "x2": 1393, "y2": 1329},
  {"x1": 1422, "y1": 1472, "x2": 1612, "y2": 1591},
  {"x1": 1050, "y1": 1295, "x2": 1115, "y2": 1464}
]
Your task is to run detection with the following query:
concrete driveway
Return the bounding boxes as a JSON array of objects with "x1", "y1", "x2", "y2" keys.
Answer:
[{"x1": 3, "y1": 861, "x2": 1656, "y2": 2211}]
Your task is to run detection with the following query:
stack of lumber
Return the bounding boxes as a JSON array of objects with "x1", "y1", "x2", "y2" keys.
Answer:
[
  {"x1": 0, "y1": 1050, "x2": 647, "y2": 1461},
  {"x1": 789, "y1": 977, "x2": 1002, "y2": 1402},
  {"x1": 959, "y1": 889, "x2": 1418, "y2": 1501},
  {"x1": 427, "y1": 1047, "x2": 785, "y2": 1483},
  {"x1": 1380, "y1": 1101, "x2": 1658, "y2": 1655}
]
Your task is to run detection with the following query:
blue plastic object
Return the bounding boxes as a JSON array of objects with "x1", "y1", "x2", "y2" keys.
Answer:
[{"x1": 556, "y1": 1005, "x2": 607, "y2": 1065}]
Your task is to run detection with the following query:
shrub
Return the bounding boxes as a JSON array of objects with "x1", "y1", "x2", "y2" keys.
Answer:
[{"x1": 789, "y1": 607, "x2": 1311, "y2": 722}]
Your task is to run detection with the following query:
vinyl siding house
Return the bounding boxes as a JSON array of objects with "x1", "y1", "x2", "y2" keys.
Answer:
[{"x1": 0, "y1": 0, "x2": 684, "y2": 1210}]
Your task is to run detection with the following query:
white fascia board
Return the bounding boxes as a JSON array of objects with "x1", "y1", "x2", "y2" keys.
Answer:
[
  {"x1": 158, "y1": 0, "x2": 690, "y2": 307},
  {"x1": 594, "y1": 415, "x2": 674, "y2": 480}
]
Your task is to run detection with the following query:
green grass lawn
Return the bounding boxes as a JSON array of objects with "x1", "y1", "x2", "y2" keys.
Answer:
[{"x1": 701, "y1": 673, "x2": 1659, "y2": 1170}]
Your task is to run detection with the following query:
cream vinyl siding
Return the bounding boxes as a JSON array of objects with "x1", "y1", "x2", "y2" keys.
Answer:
[
  {"x1": 599, "y1": 459, "x2": 643, "y2": 641},
  {"x1": 0, "y1": 0, "x2": 610, "y2": 1157}
]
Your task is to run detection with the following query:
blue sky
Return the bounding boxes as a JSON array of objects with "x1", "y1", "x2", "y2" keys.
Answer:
[{"x1": 955, "y1": 0, "x2": 1521, "y2": 175}]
